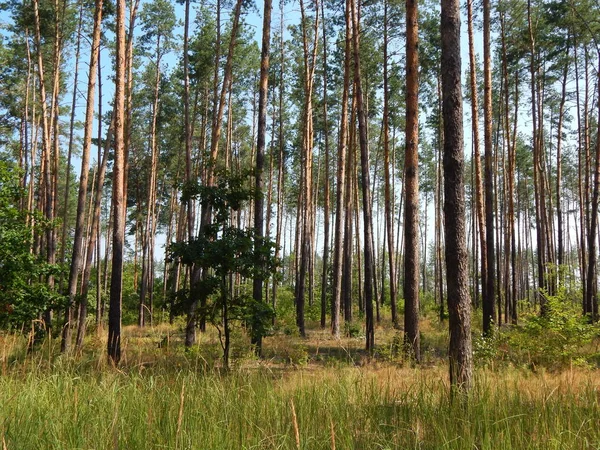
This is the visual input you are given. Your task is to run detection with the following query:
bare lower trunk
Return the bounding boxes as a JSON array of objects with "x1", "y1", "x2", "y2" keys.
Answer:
[
  {"x1": 404, "y1": 0, "x2": 420, "y2": 360},
  {"x1": 441, "y1": 0, "x2": 473, "y2": 391},
  {"x1": 62, "y1": 0, "x2": 103, "y2": 353},
  {"x1": 108, "y1": 0, "x2": 127, "y2": 365},
  {"x1": 350, "y1": 0, "x2": 375, "y2": 351}
]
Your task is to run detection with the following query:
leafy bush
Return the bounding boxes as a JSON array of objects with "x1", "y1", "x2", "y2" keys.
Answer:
[
  {"x1": 505, "y1": 288, "x2": 599, "y2": 368},
  {"x1": 0, "y1": 161, "x2": 62, "y2": 328}
]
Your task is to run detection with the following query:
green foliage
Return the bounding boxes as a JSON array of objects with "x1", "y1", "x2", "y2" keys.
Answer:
[
  {"x1": 0, "y1": 162, "x2": 61, "y2": 327},
  {"x1": 506, "y1": 289, "x2": 599, "y2": 368},
  {"x1": 172, "y1": 170, "x2": 279, "y2": 356},
  {"x1": 473, "y1": 331, "x2": 503, "y2": 367},
  {"x1": 271, "y1": 287, "x2": 297, "y2": 334},
  {"x1": 344, "y1": 321, "x2": 362, "y2": 338},
  {"x1": 473, "y1": 288, "x2": 600, "y2": 369}
]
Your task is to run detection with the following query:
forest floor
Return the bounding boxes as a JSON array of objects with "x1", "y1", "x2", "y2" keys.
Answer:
[{"x1": 1, "y1": 314, "x2": 600, "y2": 449}]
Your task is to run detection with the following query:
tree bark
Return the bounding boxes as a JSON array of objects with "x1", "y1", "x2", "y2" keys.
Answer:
[
  {"x1": 62, "y1": 0, "x2": 104, "y2": 352},
  {"x1": 108, "y1": 0, "x2": 127, "y2": 365},
  {"x1": 331, "y1": 0, "x2": 352, "y2": 338},
  {"x1": 467, "y1": 0, "x2": 488, "y2": 331},
  {"x1": 404, "y1": 0, "x2": 420, "y2": 360},
  {"x1": 350, "y1": 0, "x2": 375, "y2": 351},
  {"x1": 483, "y1": 0, "x2": 496, "y2": 334},
  {"x1": 319, "y1": 0, "x2": 331, "y2": 330},
  {"x1": 383, "y1": 0, "x2": 398, "y2": 328},
  {"x1": 585, "y1": 56, "x2": 600, "y2": 322},
  {"x1": 441, "y1": 0, "x2": 473, "y2": 390},
  {"x1": 252, "y1": 0, "x2": 273, "y2": 352}
]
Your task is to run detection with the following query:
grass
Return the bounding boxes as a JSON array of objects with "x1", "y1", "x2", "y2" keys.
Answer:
[{"x1": 1, "y1": 320, "x2": 600, "y2": 449}]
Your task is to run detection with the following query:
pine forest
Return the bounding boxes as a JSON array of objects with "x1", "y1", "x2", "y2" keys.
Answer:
[{"x1": 1, "y1": 0, "x2": 600, "y2": 447}]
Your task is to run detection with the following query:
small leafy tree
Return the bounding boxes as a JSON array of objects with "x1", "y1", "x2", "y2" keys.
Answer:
[
  {"x1": 0, "y1": 161, "x2": 60, "y2": 329},
  {"x1": 171, "y1": 170, "x2": 278, "y2": 367},
  {"x1": 507, "y1": 288, "x2": 599, "y2": 368}
]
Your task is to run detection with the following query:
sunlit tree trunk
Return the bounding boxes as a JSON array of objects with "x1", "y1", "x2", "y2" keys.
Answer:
[
  {"x1": 62, "y1": 0, "x2": 104, "y2": 352},
  {"x1": 404, "y1": 0, "x2": 420, "y2": 359},
  {"x1": 331, "y1": 0, "x2": 351, "y2": 337},
  {"x1": 108, "y1": 0, "x2": 127, "y2": 365},
  {"x1": 319, "y1": 0, "x2": 331, "y2": 330},
  {"x1": 483, "y1": 0, "x2": 496, "y2": 333},
  {"x1": 295, "y1": 0, "x2": 320, "y2": 337},
  {"x1": 350, "y1": 0, "x2": 375, "y2": 351},
  {"x1": 585, "y1": 56, "x2": 600, "y2": 322},
  {"x1": 383, "y1": 0, "x2": 398, "y2": 328},
  {"x1": 32, "y1": 0, "x2": 56, "y2": 334},
  {"x1": 467, "y1": 0, "x2": 487, "y2": 329},
  {"x1": 441, "y1": 0, "x2": 473, "y2": 390},
  {"x1": 272, "y1": 3, "x2": 286, "y2": 317}
]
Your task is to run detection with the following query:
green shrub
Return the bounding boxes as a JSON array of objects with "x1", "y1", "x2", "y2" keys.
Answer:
[{"x1": 505, "y1": 288, "x2": 599, "y2": 368}]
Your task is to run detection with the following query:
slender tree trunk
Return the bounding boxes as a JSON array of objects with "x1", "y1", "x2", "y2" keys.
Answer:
[
  {"x1": 319, "y1": 1, "x2": 331, "y2": 330},
  {"x1": 331, "y1": 0, "x2": 352, "y2": 337},
  {"x1": 441, "y1": 0, "x2": 473, "y2": 390},
  {"x1": 140, "y1": 38, "x2": 163, "y2": 328},
  {"x1": 585, "y1": 56, "x2": 600, "y2": 322},
  {"x1": 59, "y1": 4, "x2": 84, "y2": 282},
  {"x1": 33, "y1": 0, "x2": 56, "y2": 335},
  {"x1": 108, "y1": 0, "x2": 127, "y2": 365},
  {"x1": 467, "y1": 0, "x2": 488, "y2": 329},
  {"x1": 556, "y1": 58, "x2": 569, "y2": 273},
  {"x1": 62, "y1": 0, "x2": 104, "y2": 352},
  {"x1": 528, "y1": 0, "x2": 547, "y2": 311},
  {"x1": 77, "y1": 130, "x2": 110, "y2": 349},
  {"x1": 272, "y1": 4, "x2": 286, "y2": 318},
  {"x1": 252, "y1": 0, "x2": 272, "y2": 352},
  {"x1": 349, "y1": 0, "x2": 375, "y2": 351},
  {"x1": 295, "y1": 0, "x2": 320, "y2": 337},
  {"x1": 404, "y1": 0, "x2": 420, "y2": 360},
  {"x1": 483, "y1": 0, "x2": 496, "y2": 333},
  {"x1": 383, "y1": 0, "x2": 397, "y2": 328},
  {"x1": 343, "y1": 123, "x2": 354, "y2": 323},
  {"x1": 574, "y1": 42, "x2": 588, "y2": 311}
]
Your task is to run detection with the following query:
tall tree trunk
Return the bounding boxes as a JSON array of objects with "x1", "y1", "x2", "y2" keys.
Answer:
[
  {"x1": 342, "y1": 125, "x2": 354, "y2": 323},
  {"x1": 483, "y1": 0, "x2": 496, "y2": 334},
  {"x1": 77, "y1": 123, "x2": 110, "y2": 349},
  {"x1": 350, "y1": 0, "x2": 375, "y2": 351},
  {"x1": 140, "y1": 38, "x2": 163, "y2": 328},
  {"x1": 62, "y1": 0, "x2": 104, "y2": 352},
  {"x1": 556, "y1": 57, "x2": 569, "y2": 273},
  {"x1": 320, "y1": 1, "x2": 331, "y2": 330},
  {"x1": 574, "y1": 42, "x2": 588, "y2": 311},
  {"x1": 295, "y1": 0, "x2": 320, "y2": 337},
  {"x1": 59, "y1": 4, "x2": 84, "y2": 282},
  {"x1": 383, "y1": 0, "x2": 398, "y2": 328},
  {"x1": 404, "y1": 0, "x2": 420, "y2": 360},
  {"x1": 331, "y1": 0, "x2": 352, "y2": 337},
  {"x1": 33, "y1": 0, "x2": 56, "y2": 335},
  {"x1": 441, "y1": 0, "x2": 473, "y2": 390},
  {"x1": 108, "y1": 0, "x2": 127, "y2": 365},
  {"x1": 272, "y1": 3, "x2": 286, "y2": 318},
  {"x1": 500, "y1": 13, "x2": 519, "y2": 324},
  {"x1": 585, "y1": 56, "x2": 600, "y2": 322},
  {"x1": 467, "y1": 0, "x2": 488, "y2": 330},
  {"x1": 252, "y1": 0, "x2": 272, "y2": 352},
  {"x1": 528, "y1": 0, "x2": 547, "y2": 311}
]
